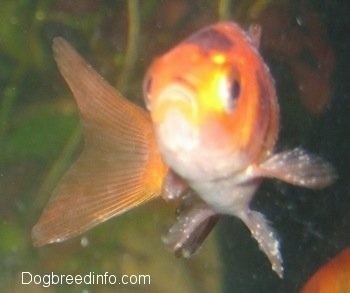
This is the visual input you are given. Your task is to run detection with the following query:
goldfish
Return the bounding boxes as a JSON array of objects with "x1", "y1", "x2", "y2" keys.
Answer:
[
  {"x1": 301, "y1": 248, "x2": 350, "y2": 293},
  {"x1": 32, "y1": 22, "x2": 336, "y2": 278}
]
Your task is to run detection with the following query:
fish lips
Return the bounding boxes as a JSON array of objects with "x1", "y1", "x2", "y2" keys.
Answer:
[{"x1": 151, "y1": 84, "x2": 200, "y2": 152}]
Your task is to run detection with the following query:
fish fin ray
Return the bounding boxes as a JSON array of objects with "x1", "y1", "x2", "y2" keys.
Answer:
[
  {"x1": 32, "y1": 38, "x2": 167, "y2": 246},
  {"x1": 161, "y1": 170, "x2": 188, "y2": 201},
  {"x1": 162, "y1": 192, "x2": 218, "y2": 258},
  {"x1": 256, "y1": 148, "x2": 337, "y2": 189},
  {"x1": 248, "y1": 24, "x2": 262, "y2": 48},
  {"x1": 240, "y1": 210, "x2": 283, "y2": 278},
  {"x1": 32, "y1": 152, "x2": 158, "y2": 246},
  {"x1": 52, "y1": 37, "x2": 151, "y2": 148}
]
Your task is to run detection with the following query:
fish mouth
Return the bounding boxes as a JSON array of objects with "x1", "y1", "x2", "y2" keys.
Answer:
[
  {"x1": 152, "y1": 83, "x2": 198, "y2": 125},
  {"x1": 152, "y1": 84, "x2": 199, "y2": 152}
]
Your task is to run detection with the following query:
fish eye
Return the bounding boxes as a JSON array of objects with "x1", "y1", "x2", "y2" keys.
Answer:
[
  {"x1": 226, "y1": 78, "x2": 240, "y2": 112},
  {"x1": 143, "y1": 76, "x2": 153, "y2": 109},
  {"x1": 231, "y1": 79, "x2": 240, "y2": 101}
]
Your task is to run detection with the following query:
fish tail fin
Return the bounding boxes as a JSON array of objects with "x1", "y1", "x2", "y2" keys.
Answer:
[{"x1": 32, "y1": 38, "x2": 167, "y2": 246}]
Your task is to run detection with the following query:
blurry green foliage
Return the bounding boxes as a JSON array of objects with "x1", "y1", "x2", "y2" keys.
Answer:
[{"x1": 2, "y1": 106, "x2": 77, "y2": 163}]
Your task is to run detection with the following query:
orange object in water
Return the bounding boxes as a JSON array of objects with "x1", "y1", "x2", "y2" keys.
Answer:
[
  {"x1": 32, "y1": 22, "x2": 336, "y2": 278},
  {"x1": 301, "y1": 248, "x2": 350, "y2": 293}
]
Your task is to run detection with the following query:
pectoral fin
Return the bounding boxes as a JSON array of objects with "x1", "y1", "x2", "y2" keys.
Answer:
[
  {"x1": 32, "y1": 38, "x2": 167, "y2": 247},
  {"x1": 255, "y1": 148, "x2": 337, "y2": 189}
]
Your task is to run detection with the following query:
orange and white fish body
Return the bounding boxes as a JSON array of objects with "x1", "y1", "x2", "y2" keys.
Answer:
[
  {"x1": 145, "y1": 23, "x2": 277, "y2": 211},
  {"x1": 32, "y1": 22, "x2": 336, "y2": 278},
  {"x1": 143, "y1": 22, "x2": 335, "y2": 276}
]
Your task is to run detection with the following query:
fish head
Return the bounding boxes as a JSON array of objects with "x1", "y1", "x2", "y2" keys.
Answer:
[{"x1": 143, "y1": 22, "x2": 279, "y2": 172}]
